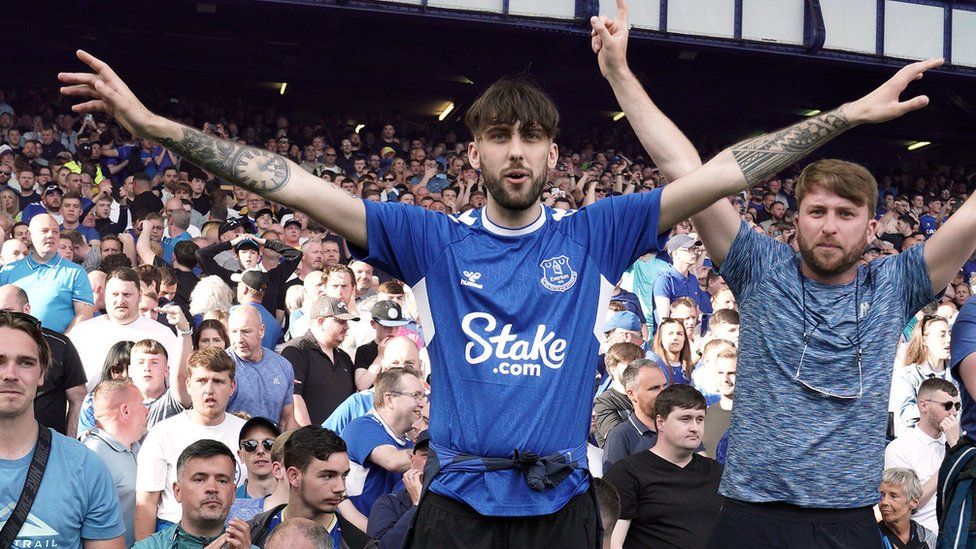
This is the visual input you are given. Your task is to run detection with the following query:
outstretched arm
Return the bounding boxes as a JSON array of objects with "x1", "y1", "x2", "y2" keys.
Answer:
[{"x1": 60, "y1": 51, "x2": 367, "y2": 248}]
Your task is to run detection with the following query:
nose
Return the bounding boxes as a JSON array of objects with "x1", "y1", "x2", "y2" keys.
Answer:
[{"x1": 507, "y1": 133, "x2": 525, "y2": 161}]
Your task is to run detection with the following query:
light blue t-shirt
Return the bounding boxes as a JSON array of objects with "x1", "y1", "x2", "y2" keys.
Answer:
[
  {"x1": 719, "y1": 222, "x2": 935, "y2": 508},
  {"x1": 0, "y1": 428, "x2": 125, "y2": 546},
  {"x1": 322, "y1": 388, "x2": 375, "y2": 434},
  {"x1": 0, "y1": 254, "x2": 94, "y2": 332},
  {"x1": 227, "y1": 348, "x2": 294, "y2": 425}
]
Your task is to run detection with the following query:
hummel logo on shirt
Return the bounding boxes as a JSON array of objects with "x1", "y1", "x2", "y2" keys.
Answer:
[{"x1": 460, "y1": 271, "x2": 484, "y2": 289}]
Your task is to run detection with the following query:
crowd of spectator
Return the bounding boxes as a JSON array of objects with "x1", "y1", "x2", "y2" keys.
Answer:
[{"x1": 1, "y1": 78, "x2": 975, "y2": 549}]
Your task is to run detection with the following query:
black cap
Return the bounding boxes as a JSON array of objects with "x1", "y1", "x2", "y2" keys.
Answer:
[
  {"x1": 219, "y1": 218, "x2": 243, "y2": 236},
  {"x1": 239, "y1": 416, "x2": 282, "y2": 441},
  {"x1": 234, "y1": 238, "x2": 260, "y2": 252},
  {"x1": 253, "y1": 208, "x2": 277, "y2": 222},
  {"x1": 413, "y1": 430, "x2": 430, "y2": 452},
  {"x1": 230, "y1": 268, "x2": 269, "y2": 291},
  {"x1": 371, "y1": 300, "x2": 410, "y2": 327},
  {"x1": 43, "y1": 184, "x2": 63, "y2": 196},
  {"x1": 282, "y1": 215, "x2": 302, "y2": 229}
]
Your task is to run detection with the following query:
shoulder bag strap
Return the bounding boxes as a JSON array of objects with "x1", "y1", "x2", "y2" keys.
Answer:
[{"x1": 0, "y1": 426, "x2": 52, "y2": 547}]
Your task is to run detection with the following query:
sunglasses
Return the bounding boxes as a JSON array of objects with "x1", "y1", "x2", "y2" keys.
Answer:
[
  {"x1": 595, "y1": 188, "x2": 607, "y2": 194},
  {"x1": 924, "y1": 399, "x2": 961, "y2": 412},
  {"x1": 240, "y1": 438, "x2": 275, "y2": 453},
  {"x1": 0, "y1": 171, "x2": 10, "y2": 176},
  {"x1": 0, "y1": 310, "x2": 41, "y2": 328}
]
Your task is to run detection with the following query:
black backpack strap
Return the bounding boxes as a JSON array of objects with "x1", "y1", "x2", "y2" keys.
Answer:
[{"x1": 0, "y1": 427, "x2": 52, "y2": 548}]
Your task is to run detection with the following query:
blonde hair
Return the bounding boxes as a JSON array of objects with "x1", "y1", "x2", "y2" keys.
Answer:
[{"x1": 189, "y1": 275, "x2": 234, "y2": 316}]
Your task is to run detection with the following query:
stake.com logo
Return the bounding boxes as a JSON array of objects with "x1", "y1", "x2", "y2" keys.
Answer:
[{"x1": 461, "y1": 312, "x2": 568, "y2": 377}]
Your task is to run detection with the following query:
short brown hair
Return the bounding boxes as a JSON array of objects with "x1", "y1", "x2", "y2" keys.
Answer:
[
  {"x1": 186, "y1": 347, "x2": 236, "y2": 381},
  {"x1": 653, "y1": 384, "x2": 707, "y2": 421},
  {"x1": 795, "y1": 159, "x2": 878, "y2": 218},
  {"x1": 465, "y1": 77, "x2": 559, "y2": 140},
  {"x1": 131, "y1": 338, "x2": 168, "y2": 360},
  {"x1": 605, "y1": 342, "x2": 644, "y2": 371},
  {"x1": 373, "y1": 369, "x2": 416, "y2": 409},
  {"x1": 107, "y1": 267, "x2": 141, "y2": 289},
  {"x1": 0, "y1": 311, "x2": 51, "y2": 373}
]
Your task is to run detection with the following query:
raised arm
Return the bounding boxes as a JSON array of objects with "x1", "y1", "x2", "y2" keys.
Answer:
[{"x1": 60, "y1": 50, "x2": 367, "y2": 248}]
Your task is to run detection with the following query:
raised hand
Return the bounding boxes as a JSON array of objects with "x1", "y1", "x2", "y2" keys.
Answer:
[
  {"x1": 844, "y1": 57, "x2": 943, "y2": 125},
  {"x1": 59, "y1": 50, "x2": 157, "y2": 138},
  {"x1": 590, "y1": 0, "x2": 630, "y2": 78}
]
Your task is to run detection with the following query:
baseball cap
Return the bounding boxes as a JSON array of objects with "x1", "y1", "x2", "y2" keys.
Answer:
[
  {"x1": 413, "y1": 430, "x2": 430, "y2": 452},
  {"x1": 603, "y1": 311, "x2": 642, "y2": 333},
  {"x1": 238, "y1": 416, "x2": 282, "y2": 441},
  {"x1": 666, "y1": 234, "x2": 701, "y2": 254},
  {"x1": 280, "y1": 214, "x2": 301, "y2": 229},
  {"x1": 219, "y1": 218, "x2": 243, "y2": 236},
  {"x1": 371, "y1": 300, "x2": 410, "y2": 327},
  {"x1": 230, "y1": 268, "x2": 269, "y2": 291},
  {"x1": 43, "y1": 184, "x2": 64, "y2": 196},
  {"x1": 311, "y1": 296, "x2": 360, "y2": 321},
  {"x1": 234, "y1": 238, "x2": 260, "y2": 252},
  {"x1": 253, "y1": 208, "x2": 277, "y2": 222}
]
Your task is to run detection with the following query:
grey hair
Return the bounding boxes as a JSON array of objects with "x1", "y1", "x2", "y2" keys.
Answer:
[
  {"x1": 882, "y1": 467, "x2": 922, "y2": 503},
  {"x1": 620, "y1": 358, "x2": 661, "y2": 390},
  {"x1": 189, "y1": 275, "x2": 234, "y2": 316},
  {"x1": 265, "y1": 518, "x2": 332, "y2": 549}
]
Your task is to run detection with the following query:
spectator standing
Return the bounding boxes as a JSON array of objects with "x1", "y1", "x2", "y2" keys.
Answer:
[
  {"x1": 647, "y1": 318, "x2": 694, "y2": 385},
  {"x1": 237, "y1": 416, "x2": 282, "y2": 501},
  {"x1": 234, "y1": 269, "x2": 284, "y2": 349},
  {"x1": 703, "y1": 348, "x2": 737, "y2": 460},
  {"x1": 593, "y1": 343, "x2": 645, "y2": 447},
  {"x1": 602, "y1": 358, "x2": 668, "y2": 471},
  {"x1": 226, "y1": 305, "x2": 296, "y2": 430},
  {"x1": 653, "y1": 234, "x2": 713, "y2": 331},
  {"x1": 352, "y1": 300, "x2": 411, "y2": 390},
  {"x1": 198, "y1": 234, "x2": 302, "y2": 317}
]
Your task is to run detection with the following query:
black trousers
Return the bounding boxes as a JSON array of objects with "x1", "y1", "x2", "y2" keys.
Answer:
[
  {"x1": 409, "y1": 491, "x2": 598, "y2": 549},
  {"x1": 707, "y1": 499, "x2": 884, "y2": 549}
]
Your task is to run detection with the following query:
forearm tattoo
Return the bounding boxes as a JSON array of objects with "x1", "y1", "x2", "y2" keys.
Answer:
[
  {"x1": 157, "y1": 126, "x2": 290, "y2": 193},
  {"x1": 730, "y1": 109, "x2": 850, "y2": 185}
]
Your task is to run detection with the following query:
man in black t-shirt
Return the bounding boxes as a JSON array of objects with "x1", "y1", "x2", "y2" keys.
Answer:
[
  {"x1": 0, "y1": 284, "x2": 87, "y2": 436},
  {"x1": 353, "y1": 300, "x2": 411, "y2": 384},
  {"x1": 605, "y1": 385, "x2": 724, "y2": 549}
]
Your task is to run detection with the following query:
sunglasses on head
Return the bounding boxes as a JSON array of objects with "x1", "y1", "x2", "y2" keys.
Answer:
[
  {"x1": 925, "y1": 399, "x2": 961, "y2": 412},
  {"x1": 240, "y1": 438, "x2": 275, "y2": 453}
]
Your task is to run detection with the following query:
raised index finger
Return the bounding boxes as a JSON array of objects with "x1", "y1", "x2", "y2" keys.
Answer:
[
  {"x1": 76, "y1": 50, "x2": 122, "y2": 82},
  {"x1": 616, "y1": 0, "x2": 629, "y2": 21}
]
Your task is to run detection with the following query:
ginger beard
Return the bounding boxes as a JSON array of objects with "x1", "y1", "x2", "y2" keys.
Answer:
[
  {"x1": 481, "y1": 158, "x2": 546, "y2": 212},
  {"x1": 795, "y1": 223, "x2": 866, "y2": 279}
]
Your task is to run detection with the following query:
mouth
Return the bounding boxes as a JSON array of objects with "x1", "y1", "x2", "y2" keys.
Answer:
[
  {"x1": 254, "y1": 459, "x2": 270, "y2": 466},
  {"x1": 204, "y1": 397, "x2": 217, "y2": 406},
  {"x1": 502, "y1": 169, "x2": 529, "y2": 184},
  {"x1": 324, "y1": 497, "x2": 343, "y2": 505},
  {"x1": 202, "y1": 499, "x2": 222, "y2": 506}
]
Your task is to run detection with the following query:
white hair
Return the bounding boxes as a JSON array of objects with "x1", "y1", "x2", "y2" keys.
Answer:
[{"x1": 189, "y1": 275, "x2": 234, "y2": 317}]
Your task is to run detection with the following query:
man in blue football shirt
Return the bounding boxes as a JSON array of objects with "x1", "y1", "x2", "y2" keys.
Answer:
[
  {"x1": 598, "y1": 2, "x2": 971, "y2": 546},
  {"x1": 63, "y1": 17, "x2": 943, "y2": 545}
]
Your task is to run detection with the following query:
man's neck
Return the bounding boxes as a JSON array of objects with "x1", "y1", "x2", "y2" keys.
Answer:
[
  {"x1": 918, "y1": 417, "x2": 942, "y2": 440},
  {"x1": 30, "y1": 250, "x2": 57, "y2": 264},
  {"x1": 180, "y1": 518, "x2": 225, "y2": 539},
  {"x1": 485, "y1": 200, "x2": 542, "y2": 230},
  {"x1": 246, "y1": 473, "x2": 277, "y2": 498},
  {"x1": 0, "y1": 414, "x2": 40, "y2": 460},
  {"x1": 651, "y1": 442, "x2": 694, "y2": 468},
  {"x1": 63, "y1": 220, "x2": 80, "y2": 230},
  {"x1": 20, "y1": 188, "x2": 34, "y2": 197},
  {"x1": 800, "y1": 260, "x2": 857, "y2": 285},
  {"x1": 188, "y1": 408, "x2": 226, "y2": 427},
  {"x1": 719, "y1": 396, "x2": 734, "y2": 410},
  {"x1": 633, "y1": 408, "x2": 656, "y2": 432},
  {"x1": 101, "y1": 422, "x2": 138, "y2": 450},
  {"x1": 142, "y1": 385, "x2": 166, "y2": 404},
  {"x1": 170, "y1": 226, "x2": 186, "y2": 238},
  {"x1": 375, "y1": 407, "x2": 408, "y2": 438},
  {"x1": 284, "y1": 499, "x2": 335, "y2": 530},
  {"x1": 112, "y1": 313, "x2": 140, "y2": 327}
]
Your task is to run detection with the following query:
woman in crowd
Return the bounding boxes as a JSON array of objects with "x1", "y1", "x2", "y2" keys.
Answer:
[
  {"x1": 189, "y1": 275, "x2": 234, "y2": 324},
  {"x1": 878, "y1": 468, "x2": 937, "y2": 548},
  {"x1": 648, "y1": 318, "x2": 694, "y2": 386},
  {"x1": 891, "y1": 314, "x2": 955, "y2": 436},
  {"x1": 193, "y1": 318, "x2": 229, "y2": 350},
  {"x1": 77, "y1": 340, "x2": 134, "y2": 433},
  {"x1": 0, "y1": 187, "x2": 20, "y2": 221}
]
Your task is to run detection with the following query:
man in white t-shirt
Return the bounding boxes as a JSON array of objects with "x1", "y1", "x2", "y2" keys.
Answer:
[
  {"x1": 69, "y1": 267, "x2": 182, "y2": 391},
  {"x1": 884, "y1": 377, "x2": 960, "y2": 533},
  {"x1": 133, "y1": 347, "x2": 247, "y2": 542}
]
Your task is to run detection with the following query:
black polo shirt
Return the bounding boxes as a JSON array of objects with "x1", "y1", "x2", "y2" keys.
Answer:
[
  {"x1": 35, "y1": 327, "x2": 87, "y2": 434},
  {"x1": 281, "y1": 331, "x2": 358, "y2": 425},
  {"x1": 605, "y1": 451, "x2": 724, "y2": 549}
]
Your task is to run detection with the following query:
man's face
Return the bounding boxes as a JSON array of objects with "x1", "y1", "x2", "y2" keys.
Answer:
[
  {"x1": 146, "y1": 219, "x2": 164, "y2": 242},
  {"x1": 186, "y1": 367, "x2": 235, "y2": 416},
  {"x1": 354, "y1": 159, "x2": 366, "y2": 173},
  {"x1": 304, "y1": 272, "x2": 329, "y2": 301},
  {"x1": 382, "y1": 124, "x2": 395, "y2": 139},
  {"x1": 319, "y1": 316, "x2": 349, "y2": 346},
  {"x1": 324, "y1": 148, "x2": 337, "y2": 165},
  {"x1": 22, "y1": 142, "x2": 37, "y2": 159},
  {"x1": 657, "y1": 406, "x2": 706, "y2": 452},
  {"x1": 290, "y1": 453, "x2": 350, "y2": 514},
  {"x1": 711, "y1": 321, "x2": 739, "y2": 343},
  {"x1": 41, "y1": 191, "x2": 62, "y2": 212},
  {"x1": 920, "y1": 389, "x2": 959, "y2": 430},
  {"x1": 57, "y1": 237, "x2": 74, "y2": 261},
  {"x1": 669, "y1": 305, "x2": 698, "y2": 339},
  {"x1": 17, "y1": 171, "x2": 34, "y2": 191},
  {"x1": 139, "y1": 294, "x2": 158, "y2": 319},
  {"x1": 106, "y1": 278, "x2": 140, "y2": 324},
  {"x1": 129, "y1": 351, "x2": 168, "y2": 398},
  {"x1": 255, "y1": 213, "x2": 273, "y2": 230},
  {"x1": 1, "y1": 240, "x2": 28, "y2": 264},
  {"x1": 894, "y1": 199, "x2": 909, "y2": 214},
  {"x1": 715, "y1": 356, "x2": 737, "y2": 398},
  {"x1": 0, "y1": 327, "x2": 45, "y2": 419},
  {"x1": 386, "y1": 374, "x2": 425, "y2": 427},
  {"x1": 795, "y1": 186, "x2": 875, "y2": 280},
  {"x1": 350, "y1": 262, "x2": 373, "y2": 292},
  {"x1": 30, "y1": 216, "x2": 59, "y2": 256},
  {"x1": 238, "y1": 426, "x2": 276, "y2": 478},
  {"x1": 627, "y1": 367, "x2": 667, "y2": 419},
  {"x1": 928, "y1": 200, "x2": 943, "y2": 215},
  {"x1": 325, "y1": 272, "x2": 353, "y2": 303},
  {"x1": 247, "y1": 194, "x2": 265, "y2": 213},
  {"x1": 322, "y1": 242, "x2": 341, "y2": 267},
  {"x1": 12, "y1": 225, "x2": 30, "y2": 247},
  {"x1": 470, "y1": 121, "x2": 555, "y2": 212},
  {"x1": 100, "y1": 238, "x2": 121, "y2": 257},
  {"x1": 174, "y1": 456, "x2": 237, "y2": 525},
  {"x1": 61, "y1": 198, "x2": 82, "y2": 224},
  {"x1": 40, "y1": 128, "x2": 54, "y2": 145},
  {"x1": 229, "y1": 311, "x2": 265, "y2": 361},
  {"x1": 162, "y1": 169, "x2": 178, "y2": 187},
  {"x1": 770, "y1": 203, "x2": 787, "y2": 220}
]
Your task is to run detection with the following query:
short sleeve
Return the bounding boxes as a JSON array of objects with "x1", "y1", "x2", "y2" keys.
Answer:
[
  {"x1": 135, "y1": 429, "x2": 169, "y2": 492},
  {"x1": 652, "y1": 273, "x2": 673, "y2": 301},
  {"x1": 341, "y1": 418, "x2": 387, "y2": 465},
  {"x1": 351, "y1": 201, "x2": 458, "y2": 286},
  {"x1": 71, "y1": 266, "x2": 94, "y2": 305},
  {"x1": 563, "y1": 191, "x2": 668, "y2": 281},
  {"x1": 719, "y1": 221, "x2": 789, "y2": 302},
  {"x1": 888, "y1": 244, "x2": 939, "y2": 322},
  {"x1": 603, "y1": 459, "x2": 641, "y2": 520},
  {"x1": 81, "y1": 450, "x2": 126, "y2": 540},
  {"x1": 281, "y1": 347, "x2": 308, "y2": 396}
]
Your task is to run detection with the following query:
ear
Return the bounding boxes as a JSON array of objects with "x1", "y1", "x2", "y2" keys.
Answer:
[
  {"x1": 286, "y1": 465, "x2": 301, "y2": 488},
  {"x1": 23, "y1": 303, "x2": 30, "y2": 315},
  {"x1": 547, "y1": 142, "x2": 559, "y2": 171},
  {"x1": 173, "y1": 481, "x2": 182, "y2": 503},
  {"x1": 865, "y1": 217, "x2": 878, "y2": 240},
  {"x1": 467, "y1": 141, "x2": 480, "y2": 170}
]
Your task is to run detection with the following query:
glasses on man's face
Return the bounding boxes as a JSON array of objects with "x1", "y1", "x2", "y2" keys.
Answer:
[
  {"x1": 924, "y1": 399, "x2": 961, "y2": 412},
  {"x1": 240, "y1": 439, "x2": 275, "y2": 453},
  {"x1": 326, "y1": 153, "x2": 337, "y2": 157},
  {"x1": 390, "y1": 391, "x2": 428, "y2": 403},
  {"x1": 0, "y1": 171, "x2": 10, "y2": 176},
  {"x1": 595, "y1": 188, "x2": 607, "y2": 194}
]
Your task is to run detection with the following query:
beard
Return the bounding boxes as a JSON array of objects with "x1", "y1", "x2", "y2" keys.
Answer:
[
  {"x1": 796, "y1": 227, "x2": 865, "y2": 279},
  {"x1": 482, "y1": 161, "x2": 546, "y2": 212}
]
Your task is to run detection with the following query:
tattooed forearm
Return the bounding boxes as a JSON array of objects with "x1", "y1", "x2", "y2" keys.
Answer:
[
  {"x1": 157, "y1": 126, "x2": 291, "y2": 193},
  {"x1": 730, "y1": 109, "x2": 850, "y2": 185}
]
